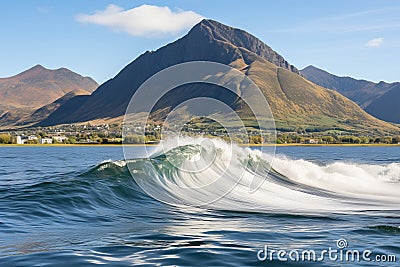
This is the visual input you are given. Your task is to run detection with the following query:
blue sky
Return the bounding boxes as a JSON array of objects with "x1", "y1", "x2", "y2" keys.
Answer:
[{"x1": 1, "y1": 0, "x2": 399, "y2": 84}]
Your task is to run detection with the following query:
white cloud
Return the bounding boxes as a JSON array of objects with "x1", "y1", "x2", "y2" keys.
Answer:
[
  {"x1": 366, "y1": 37, "x2": 384, "y2": 47},
  {"x1": 76, "y1": 4, "x2": 204, "y2": 37},
  {"x1": 37, "y1": 6, "x2": 51, "y2": 14}
]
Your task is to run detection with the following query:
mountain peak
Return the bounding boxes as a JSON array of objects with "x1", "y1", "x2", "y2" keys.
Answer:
[
  {"x1": 12, "y1": 64, "x2": 50, "y2": 79},
  {"x1": 302, "y1": 65, "x2": 319, "y2": 71},
  {"x1": 31, "y1": 64, "x2": 46, "y2": 70},
  {"x1": 187, "y1": 19, "x2": 299, "y2": 74},
  {"x1": 0, "y1": 64, "x2": 98, "y2": 113},
  {"x1": 22, "y1": 64, "x2": 47, "y2": 74},
  {"x1": 197, "y1": 18, "x2": 222, "y2": 28}
]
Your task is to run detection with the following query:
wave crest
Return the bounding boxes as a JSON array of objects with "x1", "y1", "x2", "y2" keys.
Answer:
[{"x1": 118, "y1": 138, "x2": 400, "y2": 214}]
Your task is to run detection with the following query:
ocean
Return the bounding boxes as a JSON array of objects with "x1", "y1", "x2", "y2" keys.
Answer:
[{"x1": 0, "y1": 142, "x2": 399, "y2": 266}]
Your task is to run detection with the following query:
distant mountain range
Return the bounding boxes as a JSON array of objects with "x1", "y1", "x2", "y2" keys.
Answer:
[
  {"x1": 365, "y1": 87, "x2": 400, "y2": 124},
  {"x1": 301, "y1": 65, "x2": 400, "y2": 123},
  {"x1": 1, "y1": 19, "x2": 398, "y2": 134},
  {"x1": 0, "y1": 65, "x2": 98, "y2": 128},
  {"x1": 0, "y1": 65, "x2": 97, "y2": 110}
]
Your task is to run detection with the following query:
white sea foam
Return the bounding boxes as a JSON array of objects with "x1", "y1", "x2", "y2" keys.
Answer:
[{"x1": 127, "y1": 137, "x2": 400, "y2": 214}]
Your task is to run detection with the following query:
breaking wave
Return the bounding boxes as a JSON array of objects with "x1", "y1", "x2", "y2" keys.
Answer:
[{"x1": 115, "y1": 138, "x2": 400, "y2": 214}]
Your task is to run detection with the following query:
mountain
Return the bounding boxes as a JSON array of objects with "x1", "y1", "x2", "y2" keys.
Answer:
[
  {"x1": 39, "y1": 19, "x2": 299, "y2": 125},
  {"x1": 0, "y1": 89, "x2": 90, "y2": 128},
  {"x1": 0, "y1": 65, "x2": 98, "y2": 111},
  {"x1": 365, "y1": 87, "x2": 400, "y2": 123},
  {"x1": 301, "y1": 65, "x2": 400, "y2": 123},
  {"x1": 28, "y1": 89, "x2": 90, "y2": 123},
  {"x1": 37, "y1": 19, "x2": 399, "y2": 134}
]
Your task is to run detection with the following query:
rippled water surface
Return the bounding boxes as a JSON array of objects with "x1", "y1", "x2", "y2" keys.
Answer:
[{"x1": 0, "y1": 145, "x2": 399, "y2": 266}]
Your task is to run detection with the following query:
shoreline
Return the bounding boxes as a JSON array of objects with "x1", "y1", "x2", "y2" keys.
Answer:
[{"x1": 0, "y1": 143, "x2": 399, "y2": 147}]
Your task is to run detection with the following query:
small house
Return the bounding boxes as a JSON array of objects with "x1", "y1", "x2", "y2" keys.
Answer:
[
  {"x1": 52, "y1": 136, "x2": 67, "y2": 143},
  {"x1": 40, "y1": 138, "x2": 53, "y2": 144}
]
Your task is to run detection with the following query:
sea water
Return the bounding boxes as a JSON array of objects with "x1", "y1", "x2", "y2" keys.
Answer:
[{"x1": 0, "y1": 144, "x2": 399, "y2": 266}]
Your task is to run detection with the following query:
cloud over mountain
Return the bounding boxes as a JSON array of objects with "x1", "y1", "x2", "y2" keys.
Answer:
[{"x1": 76, "y1": 4, "x2": 204, "y2": 37}]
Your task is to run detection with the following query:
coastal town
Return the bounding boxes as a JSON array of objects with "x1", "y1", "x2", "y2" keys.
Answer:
[
  {"x1": 0, "y1": 121, "x2": 399, "y2": 145},
  {"x1": 0, "y1": 123, "x2": 121, "y2": 145}
]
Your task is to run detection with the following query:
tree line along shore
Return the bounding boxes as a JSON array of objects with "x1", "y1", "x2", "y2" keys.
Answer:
[
  {"x1": 1, "y1": 122, "x2": 399, "y2": 145},
  {"x1": 1, "y1": 132, "x2": 399, "y2": 145}
]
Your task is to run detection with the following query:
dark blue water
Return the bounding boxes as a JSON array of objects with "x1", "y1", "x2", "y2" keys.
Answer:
[{"x1": 0, "y1": 146, "x2": 399, "y2": 266}]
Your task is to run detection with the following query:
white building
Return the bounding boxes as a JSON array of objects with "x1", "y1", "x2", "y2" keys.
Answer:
[
  {"x1": 40, "y1": 138, "x2": 53, "y2": 144},
  {"x1": 16, "y1": 136, "x2": 25, "y2": 144},
  {"x1": 305, "y1": 138, "x2": 319, "y2": 144},
  {"x1": 52, "y1": 136, "x2": 67, "y2": 143},
  {"x1": 17, "y1": 135, "x2": 38, "y2": 144}
]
